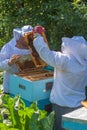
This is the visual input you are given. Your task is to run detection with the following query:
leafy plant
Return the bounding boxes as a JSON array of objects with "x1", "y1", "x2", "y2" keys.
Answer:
[
  {"x1": 0, "y1": 94, "x2": 54, "y2": 130},
  {"x1": 0, "y1": 0, "x2": 87, "y2": 50}
]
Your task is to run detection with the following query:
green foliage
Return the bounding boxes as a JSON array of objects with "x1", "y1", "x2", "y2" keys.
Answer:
[
  {"x1": 0, "y1": 0, "x2": 87, "y2": 50},
  {"x1": 0, "y1": 72, "x2": 3, "y2": 85},
  {"x1": 0, "y1": 94, "x2": 54, "y2": 130}
]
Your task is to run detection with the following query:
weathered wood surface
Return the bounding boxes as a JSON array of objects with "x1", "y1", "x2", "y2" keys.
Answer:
[
  {"x1": 15, "y1": 68, "x2": 53, "y2": 81},
  {"x1": 24, "y1": 32, "x2": 47, "y2": 68}
]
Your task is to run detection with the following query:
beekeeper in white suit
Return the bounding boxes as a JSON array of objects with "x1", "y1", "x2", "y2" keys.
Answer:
[
  {"x1": 33, "y1": 25, "x2": 87, "y2": 130},
  {"x1": 0, "y1": 25, "x2": 33, "y2": 94}
]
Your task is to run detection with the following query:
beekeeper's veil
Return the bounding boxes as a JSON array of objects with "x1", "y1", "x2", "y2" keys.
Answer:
[
  {"x1": 13, "y1": 25, "x2": 33, "y2": 41},
  {"x1": 61, "y1": 36, "x2": 87, "y2": 65}
]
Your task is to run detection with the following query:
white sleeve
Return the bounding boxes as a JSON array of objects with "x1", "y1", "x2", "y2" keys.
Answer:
[
  {"x1": 33, "y1": 36, "x2": 67, "y2": 70},
  {"x1": 0, "y1": 44, "x2": 12, "y2": 71}
]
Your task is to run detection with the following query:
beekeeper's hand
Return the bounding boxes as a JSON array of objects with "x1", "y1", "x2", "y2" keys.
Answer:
[
  {"x1": 33, "y1": 25, "x2": 45, "y2": 38},
  {"x1": 33, "y1": 25, "x2": 48, "y2": 46},
  {"x1": 8, "y1": 54, "x2": 20, "y2": 66}
]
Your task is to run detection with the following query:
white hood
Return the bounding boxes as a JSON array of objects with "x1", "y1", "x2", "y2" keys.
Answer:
[
  {"x1": 61, "y1": 36, "x2": 87, "y2": 65},
  {"x1": 13, "y1": 25, "x2": 33, "y2": 41}
]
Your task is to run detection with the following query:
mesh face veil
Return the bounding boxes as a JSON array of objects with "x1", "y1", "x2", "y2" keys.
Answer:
[
  {"x1": 61, "y1": 36, "x2": 87, "y2": 65},
  {"x1": 13, "y1": 25, "x2": 33, "y2": 41}
]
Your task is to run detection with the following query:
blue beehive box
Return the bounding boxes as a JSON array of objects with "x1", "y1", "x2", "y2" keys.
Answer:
[
  {"x1": 62, "y1": 107, "x2": 87, "y2": 130},
  {"x1": 9, "y1": 67, "x2": 54, "y2": 110}
]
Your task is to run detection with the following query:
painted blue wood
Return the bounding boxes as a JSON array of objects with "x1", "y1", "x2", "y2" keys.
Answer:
[
  {"x1": 62, "y1": 107, "x2": 87, "y2": 130},
  {"x1": 10, "y1": 93, "x2": 51, "y2": 110},
  {"x1": 24, "y1": 98, "x2": 51, "y2": 110},
  {"x1": 9, "y1": 66, "x2": 54, "y2": 111},
  {"x1": 62, "y1": 119, "x2": 87, "y2": 130},
  {"x1": 9, "y1": 74, "x2": 53, "y2": 102}
]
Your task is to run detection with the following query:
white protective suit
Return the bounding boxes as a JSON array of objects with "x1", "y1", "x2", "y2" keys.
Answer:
[
  {"x1": 0, "y1": 25, "x2": 33, "y2": 93},
  {"x1": 33, "y1": 36, "x2": 87, "y2": 108}
]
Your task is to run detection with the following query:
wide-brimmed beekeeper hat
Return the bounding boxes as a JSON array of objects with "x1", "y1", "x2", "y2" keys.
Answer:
[
  {"x1": 61, "y1": 36, "x2": 87, "y2": 65},
  {"x1": 13, "y1": 25, "x2": 33, "y2": 41}
]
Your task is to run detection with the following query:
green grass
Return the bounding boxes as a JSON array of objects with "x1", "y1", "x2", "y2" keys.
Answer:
[{"x1": 0, "y1": 72, "x2": 3, "y2": 94}]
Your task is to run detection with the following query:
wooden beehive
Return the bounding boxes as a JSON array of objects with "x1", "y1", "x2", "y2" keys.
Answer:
[
  {"x1": 15, "y1": 54, "x2": 36, "y2": 72},
  {"x1": 15, "y1": 67, "x2": 53, "y2": 81},
  {"x1": 16, "y1": 32, "x2": 53, "y2": 81},
  {"x1": 15, "y1": 31, "x2": 48, "y2": 72},
  {"x1": 10, "y1": 31, "x2": 54, "y2": 108},
  {"x1": 24, "y1": 31, "x2": 47, "y2": 68}
]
